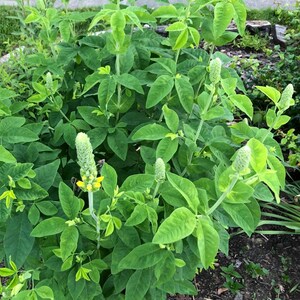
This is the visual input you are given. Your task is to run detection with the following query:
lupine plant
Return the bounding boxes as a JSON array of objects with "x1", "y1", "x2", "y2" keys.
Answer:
[{"x1": 0, "y1": 0, "x2": 295, "y2": 299}]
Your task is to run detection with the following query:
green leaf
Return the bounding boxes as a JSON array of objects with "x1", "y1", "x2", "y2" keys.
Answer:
[
  {"x1": 36, "y1": 201, "x2": 58, "y2": 216},
  {"x1": 32, "y1": 160, "x2": 60, "y2": 191},
  {"x1": 166, "y1": 21, "x2": 186, "y2": 31},
  {"x1": 266, "y1": 108, "x2": 276, "y2": 128},
  {"x1": 59, "y1": 20, "x2": 71, "y2": 42},
  {"x1": 222, "y1": 202, "x2": 254, "y2": 236},
  {"x1": 232, "y1": 0, "x2": 247, "y2": 35},
  {"x1": 107, "y1": 128, "x2": 128, "y2": 161},
  {"x1": 153, "y1": 207, "x2": 196, "y2": 244},
  {"x1": 188, "y1": 26, "x2": 200, "y2": 46},
  {"x1": 119, "y1": 243, "x2": 164, "y2": 270},
  {"x1": 87, "y1": 127, "x2": 107, "y2": 149},
  {"x1": 230, "y1": 94, "x2": 253, "y2": 119},
  {"x1": 111, "y1": 10, "x2": 126, "y2": 45},
  {"x1": 101, "y1": 163, "x2": 117, "y2": 197},
  {"x1": 116, "y1": 74, "x2": 144, "y2": 94},
  {"x1": 4, "y1": 213, "x2": 34, "y2": 268},
  {"x1": 59, "y1": 182, "x2": 81, "y2": 219},
  {"x1": 162, "y1": 105, "x2": 179, "y2": 133},
  {"x1": 0, "y1": 146, "x2": 16, "y2": 164},
  {"x1": 0, "y1": 267, "x2": 15, "y2": 276},
  {"x1": 125, "y1": 269, "x2": 152, "y2": 300},
  {"x1": 35, "y1": 286, "x2": 54, "y2": 300},
  {"x1": 152, "y1": 5, "x2": 178, "y2": 18},
  {"x1": 146, "y1": 75, "x2": 174, "y2": 108},
  {"x1": 258, "y1": 169, "x2": 281, "y2": 203},
  {"x1": 213, "y1": 2, "x2": 234, "y2": 38},
  {"x1": 248, "y1": 138, "x2": 268, "y2": 173},
  {"x1": 253, "y1": 183, "x2": 274, "y2": 202},
  {"x1": 256, "y1": 86, "x2": 281, "y2": 103},
  {"x1": 14, "y1": 182, "x2": 48, "y2": 201},
  {"x1": 196, "y1": 217, "x2": 219, "y2": 269},
  {"x1": 175, "y1": 76, "x2": 194, "y2": 113},
  {"x1": 31, "y1": 217, "x2": 67, "y2": 237},
  {"x1": 0, "y1": 88, "x2": 18, "y2": 100},
  {"x1": 68, "y1": 268, "x2": 86, "y2": 300},
  {"x1": 125, "y1": 204, "x2": 148, "y2": 226},
  {"x1": 173, "y1": 28, "x2": 188, "y2": 50},
  {"x1": 167, "y1": 173, "x2": 199, "y2": 213},
  {"x1": 221, "y1": 78, "x2": 237, "y2": 96},
  {"x1": 267, "y1": 155, "x2": 285, "y2": 188},
  {"x1": 132, "y1": 123, "x2": 170, "y2": 141},
  {"x1": 120, "y1": 174, "x2": 155, "y2": 192},
  {"x1": 98, "y1": 77, "x2": 117, "y2": 112},
  {"x1": 154, "y1": 251, "x2": 176, "y2": 284},
  {"x1": 28, "y1": 204, "x2": 40, "y2": 225},
  {"x1": 226, "y1": 182, "x2": 254, "y2": 203},
  {"x1": 60, "y1": 226, "x2": 79, "y2": 261},
  {"x1": 156, "y1": 138, "x2": 179, "y2": 163},
  {"x1": 274, "y1": 115, "x2": 291, "y2": 129}
]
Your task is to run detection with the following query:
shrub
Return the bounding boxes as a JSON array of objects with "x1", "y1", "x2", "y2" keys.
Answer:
[{"x1": 0, "y1": 0, "x2": 295, "y2": 299}]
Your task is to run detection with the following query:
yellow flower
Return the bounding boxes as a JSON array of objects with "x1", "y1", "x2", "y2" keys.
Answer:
[
  {"x1": 96, "y1": 176, "x2": 104, "y2": 184},
  {"x1": 76, "y1": 181, "x2": 85, "y2": 188},
  {"x1": 87, "y1": 184, "x2": 92, "y2": 191}
]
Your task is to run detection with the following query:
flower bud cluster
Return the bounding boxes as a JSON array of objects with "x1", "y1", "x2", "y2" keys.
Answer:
[
  {"x1": 75, "y1": 132, "x2": 104, "y2": 192},
  {"x1": 209, "y1": 57, "x2": 222, "y2": 84},
  {"x1": 155, "y1": 158, "x2": 166, "y2": 183},
  {"x1": 233, "y1": 145, "x2": 251, "y2": 174}
]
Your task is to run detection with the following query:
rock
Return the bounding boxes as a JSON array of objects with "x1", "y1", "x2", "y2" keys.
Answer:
[{"x1": 272, "y1": 24, "x2": 287, "y2": 46}]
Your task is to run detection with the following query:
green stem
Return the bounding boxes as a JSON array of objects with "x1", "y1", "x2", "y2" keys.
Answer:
[
  {"x1": 207, "y1": 175, "x2": 239, "y2": 215},
  {"x1": 152, "y1": 182, "x2": 161, "y2": 199},
  {"x1": 88, "y1": 191, "x2": 100, "y2": 249},
  {"x1": 175, "y1": 49, "x2": 180, "y2": 64},
  {"x1": 115, "y1": 53, "x2": 122, "y2": 123}
]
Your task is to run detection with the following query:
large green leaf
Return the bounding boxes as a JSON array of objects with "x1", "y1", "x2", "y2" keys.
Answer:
[
  {"x1": 0, "y1": 146, "x2": 16, "y2": 164},
  {"x1": 267, "y1": 155, "x2": 285, "y2": 188},
  {"x1": 132, "y1": 123, "x2": 170, "y2": 141},
  {"x1": 256, "y1": 86, "x2": 281, "y2": 103},
  {"x1": 156, "y1": 138, "x2": 179, "y2": 163},
  {"x1": 232, "y1": 0, "x2": 247, "y2": 35},
  {"x1": 116, "y1": 73, "x2": 144, "y2": 94},
  {"x1": 167, "y1": 173, "x2": 199, "y2": 213},
  {"x1": 4, "y1": 213, "x2": 34, "y2": 268},
  {"x1": 258, "y1": 169, "x2": 281, "y2": 203},
  {"x1": 14, "y1": 182, "x2": 48, "y2": 201},
  {"x1": 111, "y1": 10, "x2": 126, "y2": 45},
  {"x1": 154, "y1": 251, "x2": 176, "y2": 284},
  {"x1": 33, "y1": 160, "x2": 60, "y2": 191},
  {"x1": 222, "y1": 202, "x2": 254, "y2": 236},
  {"x1": 248, "y1": 138, "x2": 268, "y2": 173},
  {"x1": 196, "y1": 217, "x2": 219, "y2": 269},
  {"x1": 162, "y1": 105, "x2": 179, "y2": 133},
  {"x1": 125, "y1": 204, "x2": 148, "y2": 226},
  {"x1": 146, "y1": 75, "x2": 174, "y2": 108},
  {"x1": 213, "y1": 2, "x2": 234, "y2": 38},
  {"x1": 125, "y1": 269, "x2": 152, "y2": 300},
  {"x1": 174, "y1": 76, "x2": 194, "y2": 113},
  {"x1": 59, "y1": 182, "x2": 81, "y2": 219},
  {"x1": 98, "y1": 77, "x2": 117, "y2": 112},
  {"x1": 230, "y1": 94, "x2": 253, "y2": 119},
  {"x1": 101, "y1": 163, "x2": 117, "y2": 197},
  {"x1": 120, "y1": 174, "x2": 155, "y2": 192},
  {"x1": 153, "y1": 207, "x2": 196, "y2": 244},
  {"x1": 60, "y1": 226, "x2": 79, "y2": 261},
  {"x1": 31, "y1": 217, "x2": 67, "y2": 237},
  {"x1": 119, "y1": 243, "x2": 164, "y2": 269},
  {"x1": 107, "y1": 128, "x2": 128, "y2": 161}
]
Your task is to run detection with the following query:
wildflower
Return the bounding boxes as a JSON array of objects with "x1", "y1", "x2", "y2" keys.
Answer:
[{"x1": 75, "y1": 132, "x2": 104, "y2": 192}]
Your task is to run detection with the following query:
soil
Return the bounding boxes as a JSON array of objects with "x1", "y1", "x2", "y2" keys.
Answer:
[{"x1": 194, "y1": 233, "x2": 300, "y2": 300}]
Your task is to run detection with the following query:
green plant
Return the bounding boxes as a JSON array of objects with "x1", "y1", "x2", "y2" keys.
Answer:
[
  {"x1": 221, "y1": 264, "x2": 244, "y2": 294},
  {"x1": 0, "y1": 0, "x2": 295, "y2": 298},
  {"x1": 233, "y1": 32, "x2": 270, "y2": 52},
  {"x1": 245, "y1": 261, "x2": 269, "y2": 279}
]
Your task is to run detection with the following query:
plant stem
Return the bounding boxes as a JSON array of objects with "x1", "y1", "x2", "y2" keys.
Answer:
[
  {"x1": 88, "y1": 191, "x2": 100, "y2": 249},
  {"x1": 152, "y1": 181, "x2": 161, "y2": 199},
  {"x1": 207, "y1": 175, "x2": 239, "y2": 215},
  {"x1": 115, "y1": 53, "x2": 122, "y2": 123}
]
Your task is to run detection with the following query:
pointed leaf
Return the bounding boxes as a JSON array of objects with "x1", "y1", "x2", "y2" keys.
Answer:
[
  {"x1": 153, "y1": 207, "x2": 196, "y2": 244},
  {"x1": 59, "y1": 182, "x2": 81, "y2": 219}
]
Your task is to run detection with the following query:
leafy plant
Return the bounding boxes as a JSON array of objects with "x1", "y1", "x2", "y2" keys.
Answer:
[
  {"x1": 0, "y1": 0, "x2": 295, "y2": 298},
  {"x1": 245, "y1": 261, "x2": 269, "y2": 279},
  {"x1": 221, "y1": 264, "x2": 244, "y2": 294}
]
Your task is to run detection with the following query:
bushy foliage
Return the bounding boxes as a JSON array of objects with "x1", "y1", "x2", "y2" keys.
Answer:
[{"x1": 0, "y1": 0, "x2": 295, "y2": 299}]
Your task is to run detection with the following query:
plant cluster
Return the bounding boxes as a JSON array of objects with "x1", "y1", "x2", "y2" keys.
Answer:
[{"x1": 0, "y1": 0, "x2": 296, "y2": 299}]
